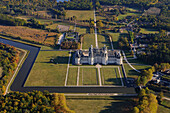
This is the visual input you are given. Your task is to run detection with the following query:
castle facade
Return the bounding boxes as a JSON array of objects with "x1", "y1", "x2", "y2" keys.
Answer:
[{"x1": 75, "y1": 45, "x2": 122, "y2": 65}]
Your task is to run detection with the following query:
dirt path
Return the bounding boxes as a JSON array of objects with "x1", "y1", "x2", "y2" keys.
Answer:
[{"x1": 94, "y1": 9, "x2": 98, "y2": 48}]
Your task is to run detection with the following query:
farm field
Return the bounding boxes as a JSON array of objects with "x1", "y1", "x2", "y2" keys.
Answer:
[
  {"x1": 66, "y1": 96, "x2": 134, "y2": 113},
  {"x1": 80, "y1": 68, "x2": 98, "y2": 85},
  {"x1": 67, "y1": 67, "x2": 78, "y2": 86},
  {"x1": 25, "y1": 51, "x2": 69, "y2": 86},
  {"x1": 82, "y1": 34, "x2": 95, "y2": 49},
  {"x1": 97, "y1": 34, "x2": 112, "y2": 49},
  {"x1": 47, "y1": 21, "x2": 87, "y2": 34},
  {"x1": 66, "y1": 10, "x2": 94, "y2": 20},
  {"x1": 101, "y1": 68, "x2": 121, "y2": 85},
  {"x1": 0, "y1": 25, "x2": 58, "y2": 46},
  {"x1": 140, "y1": 28, "x2": 159, "y2": 34}
]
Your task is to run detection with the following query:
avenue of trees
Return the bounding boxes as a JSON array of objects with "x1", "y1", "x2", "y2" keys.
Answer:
[
  {"x1": 0, "y1": 90, "x2": 74, "y2": 113},
  {"x1": 0, "y1": 43, "x2": 19, "y2": 95}
]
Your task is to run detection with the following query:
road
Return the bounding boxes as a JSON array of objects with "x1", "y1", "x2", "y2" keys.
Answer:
[
  {"x1": 122, "y1": 51, "x2": 140, "y2": 73},
  {"x1": 57, "y1": 33, "x2": 65, "y2": 45},
  {"x1": 5, "y1": 48, "x2": 27, "y2": 95}
]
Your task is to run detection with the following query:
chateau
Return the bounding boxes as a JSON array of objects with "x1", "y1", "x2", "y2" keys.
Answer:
[{"x1": 75, "y1": 45, "x2": 123, "y2": 65}]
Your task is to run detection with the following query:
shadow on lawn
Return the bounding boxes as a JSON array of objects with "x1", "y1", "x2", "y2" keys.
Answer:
[
  {"x1": 105, "y1": 78, "x2": 121, "y2": 85},
  {"x1": 159, "y1": 103, "x2": 170, "y2": 109},
  {"x1": 99, "y1": 97, "x2": 134, "y2": 113},
  {"x1": 99, "y1": 34, "x2": 111, "y2": 49}
]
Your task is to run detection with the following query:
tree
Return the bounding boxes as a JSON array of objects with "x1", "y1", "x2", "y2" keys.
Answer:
[
  {"x1": 97, "y1": 20, "x2": 103, "y2": 28},
  {"x1": 138, "y1": 89, "x2": 146, "y2": 97},
  {"x1": 131, "y1": 50, "x2": 134, "y2": 56},
  {"x1": 133, "y1": 107, "x2": 139, "y2": 113},
  {"x1": 95, "y1": 1, "x2": 101, "y2": 10},
  {"x1": 157, "y1": 92, "x2": 163, "y2": 104}
]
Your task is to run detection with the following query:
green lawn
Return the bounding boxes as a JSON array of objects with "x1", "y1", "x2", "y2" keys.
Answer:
[
  {"x1": 124, "y1": 50, "x2": 134, "y2": 58},
  {"x1": 66, "y1": 10, "x2": 94, "y2": 20},
  {"x1": 25, "y1": 51, "x2": 69, "y2": 86},
  {"x1": 67, "y1": 68, "x2": 78, "y2": 86},
  {"x1": 98, "y1": 34, "x2": 112, "y2": 49},
  {"x1": 107, "y1": 32, "x2": 120, "y2": 49},
  {"x1": 80, "y1": 68, "x2": 98, "y2": 85},
  {"x1": 158, "y1": 99, "x2": 170, "y2": 113},
  {"x1": 66, "y1": 96, "x2": 134, "y2": 113},
  {"x1": 82, "y1": 34, "x2": 95, "y2": 49},
  {"x1": 123, "y1": 62, "x2": 151, "y2": 79},
  {"x1": 140, "y1": 28, "x2": 159, "y2": 34},
  {"x1": 101, "y1": 68, "x2": 121, "y2": 85}
]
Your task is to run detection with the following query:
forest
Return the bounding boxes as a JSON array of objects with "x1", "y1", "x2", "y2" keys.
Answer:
[
  {"x1": 0, "y1": 42, "x2": 19, "y2": 95},
  {"x1": 136, "y1": 32, "x2": 170, "y2": 64},
  {"x1": 0, "y1": 90, "x2": 74, "y2": 113}
]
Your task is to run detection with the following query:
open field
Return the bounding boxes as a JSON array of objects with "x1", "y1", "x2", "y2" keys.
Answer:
[
  {"x1": 66, "y1": 10, "x2": 94, "y2": 20},
  {"x1": 101, "y1": 68, "x2": 121, "y2": 85},
  {"x1": 96, "y1": 15, "x2": 106, "y2": 21},
  {"x1": 66, "y1": 96, "x2": 134, "y2": 113},
  {"x1": 98, "y1": 34, "x2": 112, "y2": 49},
  {"x1": 67, "y1": 68, "x2": 78, "y2": 86},
  {"x1": 0, "y1": 67, "x2": 2, "y2": 78},
  {"x1": 158, "y1": 99, "x2": 170, "y2": 113},
  {"x1": 17, "y1": 16, "x2": 53, "y2": 24},
  {"x1": 82, "y1": 34, "x2": 95, "y2": 49},
  {"x1": 140, "y1": 28, "x2": 159, "y2": 34},
  {"x1": 80, "y1": 68, "x2": 98, "y2": 85},
  {"x1": 126, "y1": 7, "x2": 139, "y2": 12},
  {"x1": 25, "y1": 51, "x2": 69, "y2": 86},
  {"x1": 0, "y1": 25, "x2": 58, "y2": 46},
  {"x1": 117, "y1": 12, "x2": 141, "y2": 20}
]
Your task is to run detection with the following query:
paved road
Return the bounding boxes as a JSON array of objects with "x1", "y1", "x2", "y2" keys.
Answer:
[
  {"x1": 57, "y1": 33, "x2": 65, "y2": 45},
  {"x1": 122, "y1": 51, "x2": 140, "y2": 73},
  {"x1": 0, "y1": 37, "x2": 136, "y2": 94}
]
